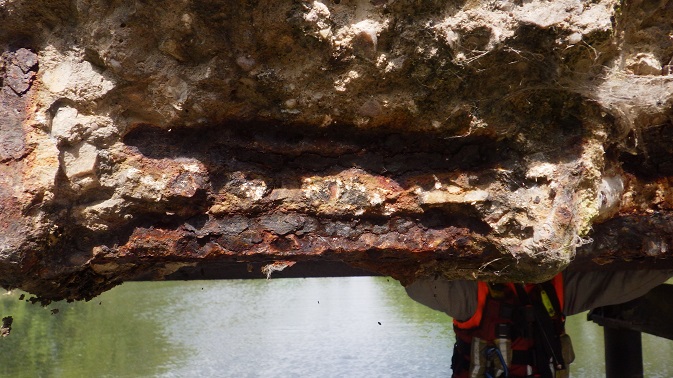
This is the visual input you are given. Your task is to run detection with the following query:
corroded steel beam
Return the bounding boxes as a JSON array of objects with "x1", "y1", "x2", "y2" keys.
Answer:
[{"x1": 1, "y1": 0, "x2": 673, "y2": 301}]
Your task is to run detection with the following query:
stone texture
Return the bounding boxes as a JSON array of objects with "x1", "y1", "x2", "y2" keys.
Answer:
[{"x1": 0, "y1": 0, "x2": 673, "y2": 301}]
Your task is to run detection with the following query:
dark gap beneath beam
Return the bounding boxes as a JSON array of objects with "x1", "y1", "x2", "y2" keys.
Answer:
[{"x1": 156, "y1": 260, "x2": 380, "y2": 280}]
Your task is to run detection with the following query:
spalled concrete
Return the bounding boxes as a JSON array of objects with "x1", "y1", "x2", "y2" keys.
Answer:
[{"x1": 1, "y1": 0, "x2": 673, "y2": 301}]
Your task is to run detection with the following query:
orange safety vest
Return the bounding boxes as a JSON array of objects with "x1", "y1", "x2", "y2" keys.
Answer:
[{"x1": 452, "y1": 274, "x2": 565, "y2": 378}]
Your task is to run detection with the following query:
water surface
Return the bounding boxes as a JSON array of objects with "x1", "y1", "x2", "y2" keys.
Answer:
[{"x1": 0, "y1": 277, "x2": 670, "y2": 377}]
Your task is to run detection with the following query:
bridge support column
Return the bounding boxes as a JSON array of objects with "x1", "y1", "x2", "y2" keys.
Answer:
[
  {"x1": 588, "y1": 283, "x2": 673, "y2": 378},
  {"x1": 604, "y1": 326, "x2": 643, "y2": 378}
]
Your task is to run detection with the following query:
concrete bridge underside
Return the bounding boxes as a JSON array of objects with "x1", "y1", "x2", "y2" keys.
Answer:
[{"x1": 1, "y1": 0, "x2": 673, "y2": 301}]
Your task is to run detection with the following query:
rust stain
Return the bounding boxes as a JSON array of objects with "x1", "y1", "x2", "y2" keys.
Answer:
[{"x1": 85, "y1": 209, "x2": 502, "y2": 288}]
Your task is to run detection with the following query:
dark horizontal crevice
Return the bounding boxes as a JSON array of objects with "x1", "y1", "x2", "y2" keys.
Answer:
[
  {"x1": 418, "y1": 207, "x2": 492, "y2": 234},
  {"x1": 123, "y1": 121, "x2": 514, "y2": 178},
  {"x1": 159, "y1": 260, "x2": 379, "y2": 280}
]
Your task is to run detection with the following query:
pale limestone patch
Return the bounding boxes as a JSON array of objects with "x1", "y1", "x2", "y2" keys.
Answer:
[
  {"x1": 112, "y1": 159, "x2": 208, "y2": 204},
  {"x1": 304, "y1": 0, "x2": 332, "y2": 41},
  {"x1": 334, "y1": 70, "x2": 361, "y2": 92},
  {"x1": 571, "y1": 1, "x2": 615, "y2": 31},
  {"x1": 60, "y1": 142, "x2": 99, "y2": 191},
  {"x1": 50, "y1": 106, "x2": 114, "y2": 145},
  {"x1": 240, "y1": 179, "x2": 268, "y2": 201},
  {"x1": 302, "y1": 170, "x2": 391, "y2": 215},
  {"x1": 74, "y1": 197, "x2": 127, "y2": 231},
  {"x1": 433, "y1": 0, "x2": 616, "y2": 65},
  {"x1": 114, "y1": 167, "x2": 168, "y2": 202},
  {"x1": 526, "y1": 154, "x2": 557, "y2": 181},
  {"x1": 21, "y1": 132, "x2": 60, "y2": 196},
  {"x1": 40, "y1": 47, "x2": 115, "y2": 102},
  {"x1": 516, "y1": 1, "x2": 577, "y2": 28},
  {"x1": 526, "y1": 162, "x2": 557, "y2": 181},
  {"x1": 61, "y1": 142, "x2": 98, "y2": 179},
  {"x1": 332, "y1": 19, "x2": 388, "y2": 55},
  {"x1": 420, "y1": 189, "x2": 489, "y2": 205},
  {"x1": 181, "y1": 163, "x2": 203, "y2": 173},
  {"x1": 626, "y1": 53, "x2": 663, "y2": 76}
]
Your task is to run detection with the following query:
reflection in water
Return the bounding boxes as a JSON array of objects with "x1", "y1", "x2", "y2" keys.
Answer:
[
  {"x1": 0, "y1": 283, "x2": 187, "y2": 378},
  {"x1": 154, "y1": 277, "x2": 455, "y2": 377},
  {"x1": 0, "y1": 277, "x2": 671, "y2": 377}
]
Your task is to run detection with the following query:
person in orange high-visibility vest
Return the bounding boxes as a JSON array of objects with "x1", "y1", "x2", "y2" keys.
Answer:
[{"x1": 406, "y1": 270, "x2": 672, "y2": 378}]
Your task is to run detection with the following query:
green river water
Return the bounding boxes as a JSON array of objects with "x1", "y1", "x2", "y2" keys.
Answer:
[{"x1": 0, "y1": 277, "x2": 671, "y2": 377}]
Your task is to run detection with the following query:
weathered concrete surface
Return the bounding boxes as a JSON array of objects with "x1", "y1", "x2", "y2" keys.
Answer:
[{"x1": 1, "y1": 0, "x2": 673, "y2": 301}]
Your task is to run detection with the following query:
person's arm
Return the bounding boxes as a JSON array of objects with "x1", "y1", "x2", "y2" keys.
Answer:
[
  {"x1": 405, "y1": 278, "x2": 478, "y2": 321},
  {"x1": 563, "y1": 270, "x2": 673, "y2": 316}
]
